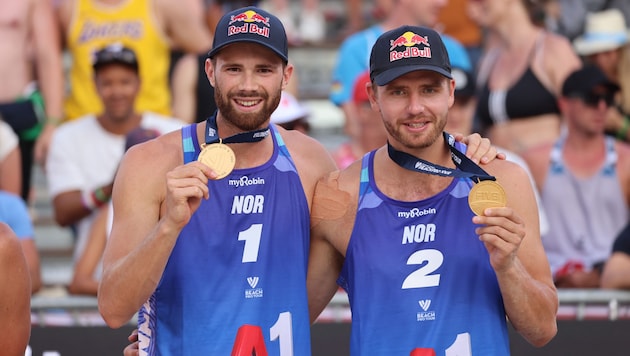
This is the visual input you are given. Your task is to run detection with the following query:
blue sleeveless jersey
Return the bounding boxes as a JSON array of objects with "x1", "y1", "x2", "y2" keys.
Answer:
[
  {"x1": 339, "y1": 149, "x2": 509, "y2": 356},
  {"x1": 138, "y1": 124, "x2": 312, "y2": 355}
]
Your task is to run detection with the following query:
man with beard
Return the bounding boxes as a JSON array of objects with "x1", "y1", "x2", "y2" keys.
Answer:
[
  {"x1": 307, "y1": 25, "x2": 558, "y2": 355},
  {"x1": 99, "y1": 8, "x2": 500, "y2": 355}
]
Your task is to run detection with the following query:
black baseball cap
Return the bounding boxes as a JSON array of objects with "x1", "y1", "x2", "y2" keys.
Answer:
[
  {"x1": 208, "y1": 6, "x2": 288, "y2": 62},
  {"x1": 370, "y1": 25, "x2": 452, "y2": 86},
  {"x1": 561, "y1": 65, "x2": 619, "y2": 98},
  {"x1": 92, "y1": 44, "x2": 139, "y2": 73}
]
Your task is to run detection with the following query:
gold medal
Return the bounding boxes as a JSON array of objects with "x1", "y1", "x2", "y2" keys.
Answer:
[
  {"x1": 197, "y1": 143, "x2": 236, "y2": 179},
  {"x1": 468, "y1": 180, "x2": 507, "y2": 216}
]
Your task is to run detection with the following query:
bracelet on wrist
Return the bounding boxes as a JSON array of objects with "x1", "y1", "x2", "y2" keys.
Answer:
[
  {"x1": 81, "y1": 189, "x2": 97, "y2": 211},
  {"x1": 92, "y1": 187, "x2": 109, "y2": 206}
]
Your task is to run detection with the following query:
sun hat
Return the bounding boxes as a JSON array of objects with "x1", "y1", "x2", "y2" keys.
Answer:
[{"x1": 573, "y1": 9, "x2": 630, "y2": 56}]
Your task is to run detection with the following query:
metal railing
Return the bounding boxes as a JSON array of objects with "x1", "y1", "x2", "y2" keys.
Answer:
[{"x1": 30, "y1": 289, "x2": 630, "y2": 326}]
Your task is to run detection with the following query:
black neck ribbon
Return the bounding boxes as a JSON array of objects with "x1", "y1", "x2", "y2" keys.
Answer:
[{"x1": 386, "y1": 132, "x2": 496, "y2": 183}]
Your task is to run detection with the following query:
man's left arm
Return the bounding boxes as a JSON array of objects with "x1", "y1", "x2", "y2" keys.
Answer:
[{"x1": 473, "y1": 161, "x2": 558, "y2": 347}]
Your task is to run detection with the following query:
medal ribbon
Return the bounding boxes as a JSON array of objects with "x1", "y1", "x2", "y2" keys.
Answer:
[
  {"x1": 387, "y1": 132, "x2": 496, "y2": 183},
  {"x1": 204, "y1": 114, "x2": 270, "y2": 145}
]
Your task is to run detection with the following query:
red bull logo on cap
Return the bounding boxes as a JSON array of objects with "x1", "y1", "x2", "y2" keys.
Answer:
[
  {"x1": 389, "y1": 31, "x2": 431, "y2": 62},
  {"x1": 227, "y1": 10, "x2": 271, "y2": 38},
  {"x1": 229, "y1": 10, "x2": 270, "y2": 26}
]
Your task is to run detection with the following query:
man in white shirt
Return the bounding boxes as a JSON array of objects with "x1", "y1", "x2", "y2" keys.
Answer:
[{"x1": 46, "y1": 44, "x2": 186, "y2": 261}]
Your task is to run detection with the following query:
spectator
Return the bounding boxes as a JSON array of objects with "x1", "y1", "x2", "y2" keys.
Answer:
[
  {"x1": 56, "y1": 0, "x2": 212, "y2": 121},
  {"x1": 68, "y1": 127, "x2": 160, "y2": 296},
  {"x1": 552, "y1": 0, "x2": 630, "y2": 40},
  {"x1": 445, "y1": 63, "x2": 550, "y2": 237},
  {"x1": 46, "y1": 45, "x2": 185, "y2": 265},
  {"x1": 0, "y1": 119, "x2": 22, "y2": 196},
  {"x1": 437, "y1": 0, "x2": 485, "y2": 69},
  {"x1": 0, "y1": 222, "x2": 31, "y2": 355},
  {"x1": 308, "y1": 25, "x2": 557, "y2": 354},
  {"x1": 329, "y1": 0, "x2": 470, "y2": 148},
  {"x1": 601, "y1": 222, "x2": 630, "y2": 289},
  {"x1": 270, "y1": 91, "x2": 311, "y2": 134},
  {"x1": 572, "y1": 8, "x2": 630, "y2": 143},
  {"x1": 522, "y1": 65, "x2": 630, "y2": 288},
  {"x1": 472, "y1": 0, "x2": 581, "y2": 154},
  {"x1": 0, "y1": 191, "x2": 42, "y2": 294},
  {"x1": 0, "y1": 0, "x2": 64, "y2": 202},
  {"x1": 331, "y1": 70, "x2": 387, "y2": 169}
]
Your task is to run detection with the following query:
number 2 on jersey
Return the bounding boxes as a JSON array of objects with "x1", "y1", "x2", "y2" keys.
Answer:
[{"x1": 401, "y1": 249, "x2": 443, "y2": 289}]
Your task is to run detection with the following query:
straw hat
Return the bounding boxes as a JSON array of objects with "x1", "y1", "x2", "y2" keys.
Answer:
[{"x1": 573, "y1": 9, "x2": 630, "y2": 56}]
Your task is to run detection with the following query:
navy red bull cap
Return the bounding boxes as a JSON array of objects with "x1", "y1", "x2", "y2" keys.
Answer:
[
  {"x1": 370, "y1": 25, "x2": 452, "y2": 86},
  {"x1": 208, "y1": 6, "x2": 288, "y2": 62}
]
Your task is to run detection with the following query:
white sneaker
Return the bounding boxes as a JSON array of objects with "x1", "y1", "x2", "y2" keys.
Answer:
[{"x1": 299, "y1": 10, "x2": 325, "y2": 43}]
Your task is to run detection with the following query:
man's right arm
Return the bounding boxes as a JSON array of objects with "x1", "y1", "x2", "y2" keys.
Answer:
[{"x1": 98, "y1": 137, "x2": 214, "y2": 328}]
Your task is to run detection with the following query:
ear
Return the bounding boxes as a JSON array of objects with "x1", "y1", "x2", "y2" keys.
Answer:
[
  {"x1": 367, "y1": 82, "x2": 380, "y2": 112},
  {"x1": 448, "y1": 78, "x2": 455, "y2": 108},
  {"x1": 281, "y1": 62, "x2": 294, "y2": 90},
  {"x1": 205, "y1": 58, "x2": 215, "y2": 87}
]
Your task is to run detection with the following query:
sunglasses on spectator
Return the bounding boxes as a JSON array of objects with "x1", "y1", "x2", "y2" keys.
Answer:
[{"x1": 567, "y1": 92, "x2": 615, "y2": 108}]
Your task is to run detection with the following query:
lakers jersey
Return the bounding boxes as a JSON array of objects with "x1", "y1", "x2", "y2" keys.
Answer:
[
  {"x1": 339, "y1": 150, "x2": 510, "y2": 356},
  {"x1": 137, "y1": 124, "x2": 312, "y2": 355},
  {"x1": 65, "y1": 0, "x2": 171, "y2": 120}
]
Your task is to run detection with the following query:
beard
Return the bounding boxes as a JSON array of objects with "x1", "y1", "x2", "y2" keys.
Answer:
[
  {"x1": 383, "y1": 114, "x2": 447, "y2": 150},
  {"x1": 214, "y1": 84, "x2": 282, "y2": 132}
]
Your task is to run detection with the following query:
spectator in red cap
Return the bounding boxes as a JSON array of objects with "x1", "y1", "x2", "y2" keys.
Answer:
[{"x1": 331, "y1": 70, "x2": 387, "y2": 169}]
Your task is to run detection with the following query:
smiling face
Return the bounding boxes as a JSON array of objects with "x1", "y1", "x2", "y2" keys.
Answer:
[
  {"x1": 94, "y1": 64, "x2": 140, "y2": 123},
  {"x1": 206, "y1": 42, "x2": 292, "y2": 132},
  {"x1": 368, "y1": 70, "x2": 454, "y2": 150}
]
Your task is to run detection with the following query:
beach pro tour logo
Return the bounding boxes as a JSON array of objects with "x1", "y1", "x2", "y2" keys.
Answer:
[
  {"x1": 228, "y1": 10, "x2": 271, "y2": 38},
  {"x1": 389, "y1": 31, "x2": 431, "y2": 62}
]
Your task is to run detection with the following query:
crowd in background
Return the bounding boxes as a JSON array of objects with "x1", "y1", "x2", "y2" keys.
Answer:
[{"x1": 1, "y1": 0, "x2": 630, "y2": 317}]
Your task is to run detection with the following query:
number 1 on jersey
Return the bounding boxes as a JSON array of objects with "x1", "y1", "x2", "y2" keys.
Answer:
[{"x1": 238, "y1": 224, "x2": 263, "y2": 263}]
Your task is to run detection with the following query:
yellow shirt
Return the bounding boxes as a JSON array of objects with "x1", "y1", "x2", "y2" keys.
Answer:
[{"x1": 65, "y1": 0, "x2": 171, "y2": 120}]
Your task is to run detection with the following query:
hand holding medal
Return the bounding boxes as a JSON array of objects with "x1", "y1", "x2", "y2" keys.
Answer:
[
  {"x1": 198, "y1": 140, "x2": 236, "y2": 180},
  {"x1": 468, "y1": 180, "x2": 507, "y2": 216},
  {"x1": 197, "y1": 115, "x2": 270, "y2": 180}
]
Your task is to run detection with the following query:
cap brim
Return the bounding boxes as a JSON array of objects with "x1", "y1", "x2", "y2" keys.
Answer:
[
  {"x1": 208, "y1": 39, "x2": 288, "y2": 62},
  {"x1": 373, "y1": 65, "x2": 452, "y2": 86}
]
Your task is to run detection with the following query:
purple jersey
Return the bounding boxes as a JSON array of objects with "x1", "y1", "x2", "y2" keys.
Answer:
[
  {"x1": 339, "y1": 150, "x2": 510, "y2": 355},
  {"x1": 138, "y1": 123, "x2": 312, "y2": 355}
]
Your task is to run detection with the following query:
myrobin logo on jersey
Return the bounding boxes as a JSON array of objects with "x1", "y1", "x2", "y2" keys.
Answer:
[
  {"x1": 228, "y1": 176, "x2": 266, "y2": 188},
  {"x1": 397, "y1": 207, "x2": 436, "y2": 219}
]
